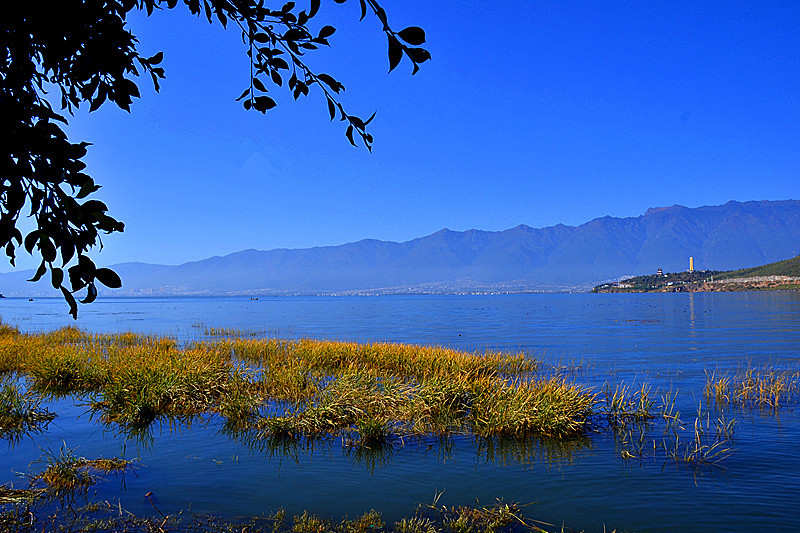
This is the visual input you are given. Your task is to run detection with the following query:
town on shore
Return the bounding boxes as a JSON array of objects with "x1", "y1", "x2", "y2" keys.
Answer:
[{"x1": 593, "y1": 254, "x2": 800, "y2": 293}]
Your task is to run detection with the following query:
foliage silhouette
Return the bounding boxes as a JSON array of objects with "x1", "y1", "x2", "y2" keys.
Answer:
[{"x1": 1, "y1": 0, "x2": 429, "y2": 316}]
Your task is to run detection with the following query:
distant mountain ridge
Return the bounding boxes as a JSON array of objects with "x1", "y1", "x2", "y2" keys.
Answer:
[{"x1": 2, "y1": 199, "x2": 799, "y2": 296}]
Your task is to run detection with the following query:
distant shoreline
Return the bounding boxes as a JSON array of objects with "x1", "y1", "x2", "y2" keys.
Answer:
[{"x1": 594, "y1": 274, "x2": 800, "y2": 293}]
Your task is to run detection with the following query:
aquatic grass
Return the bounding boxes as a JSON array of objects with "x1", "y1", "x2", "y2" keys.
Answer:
[
  {"x1": 0, "y1": 380, "x2": 55, "y2": 441},
  {"x1": 206, "y1": 326, "x2": 264, "y2": 337},
  {"x1": 297, "y1": 373, "x2": 407, "y2": 434},
  {"x1": 354, "y1": 417, "x2": 393, "y2": 447},
  {"x1": 704, "y1": 367, "x2": 799, "y2": 411},
  {"x1": 470, "y1": 376, "x2": 594, "y2": 437},
  {"x1": 343, "y1": 509, "x2": 385, "y2": 533},
  {"x1": 95, "y1": 344, "x2": 231, "y2": 427},
  {"x1": 218, "y1": 370, "x2": 263, "y2": 426},
  {"x1": 0, "y1": 485, "x2": 46, "y2": 505},
  {"x1": 30, "y1": 444, "x2": 134, "y2": 498},
  {"x1": 260, "y1": 414, "x2": 302, "y2": 440},
  {"x1": 293, "y1": 510, "x2": 332, "y2": 533},
  {"x1": 26, "y1": 345, "x2": 105, "y2": 395},
  {"x1": 32, "y1": 445, "x2": 95, "y2": 497},
  {"x1": 600, "y1": 382, "x2": 655, "y2": 428},
  {"x1": 424, "y1": 499, "x2": 527, "y2": 533},
  {"x1": 663, "y1": 413, "x2": 733, "y2": 468},
  {"x1": 257, "y1": 362, "x2": 320, "y2": 402},
  {"x1": 2, "y1": 326, "x2": 594, "y2": 440},
  {"x1": 395, "y1": 516, "x2": 438, "y2": 533},
  {"x1": 232, "y1": 338, "x2": 537, "y2": 382}
]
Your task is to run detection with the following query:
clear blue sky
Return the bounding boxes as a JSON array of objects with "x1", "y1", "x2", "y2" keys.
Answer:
[{"x1": 13, "y1": 1, "x2": 800, "y2": 269}]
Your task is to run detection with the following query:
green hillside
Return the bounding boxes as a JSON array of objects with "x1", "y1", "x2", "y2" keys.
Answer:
[{"x1": 717, "y1": 254, "x2": 800, "y2": 279}]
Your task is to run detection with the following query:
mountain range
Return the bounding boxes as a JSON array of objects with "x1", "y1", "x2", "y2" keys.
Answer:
[{"x1": 2, "y1": 200, "x2": 799, "y2": 296}]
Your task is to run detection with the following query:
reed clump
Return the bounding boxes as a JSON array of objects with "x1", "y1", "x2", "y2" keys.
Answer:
[
  {"x1": 704, "y1": 367, "x2": 799, "y2": 411},
  {"x1": 96, "y1": 343, "x2": 231, "y2": 427},
  {"x1": 470, "y1": 377, "x2": 594, "y2": 437},
  {"x1": 31, "y1": 444, "x2": 133, "y2": 497},
  {"x1": 600, "y1": 382, "x2": 655, "y2": 428}
]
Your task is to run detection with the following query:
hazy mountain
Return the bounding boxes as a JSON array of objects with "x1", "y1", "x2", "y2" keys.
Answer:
[{"x1": 2, "y1": 200, "x2": 799, "y2": 296}]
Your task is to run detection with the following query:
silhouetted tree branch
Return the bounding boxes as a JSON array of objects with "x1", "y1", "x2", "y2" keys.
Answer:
[{"x1": 0, "y1": 0, "x2": 429, "y2": 317}]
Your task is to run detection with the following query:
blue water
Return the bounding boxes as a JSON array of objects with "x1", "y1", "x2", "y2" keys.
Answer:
[{"x1": 1, "y1": 293, "x2": 799, "y2": 532}]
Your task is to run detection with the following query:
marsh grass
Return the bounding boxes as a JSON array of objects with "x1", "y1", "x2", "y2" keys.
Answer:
[
  {"x1": 231, "y1": 339, "x2": 536, "y2": 382},
  {"x1": 663, "y1": 410, "x2": 733, "y2": 468},
  {"x1": 2, "y1": 326, "x2": 601, "y2": 441},
  {"x1": 0, "y1": 485, "x2": 46, "y2": 504},
  {"x1": 421, "y1": 498, "x2": 532, "y2": 533},
  {"x1": 206, "y1": 327, "x2": 265, "y2": 337},
  {"x1": 0, "y1": 483, "x2": 603, "y2": 533},
  {"x1": 31, "y1": 444, "x2": 133, "y2": 498},
  {"x1": 0, "y1": 379, "x2": 55, "y2": 441},
  {"x1": 704, "y1": 367, "x2": 799, "y2": 411},
  {"x1": 600, "y1": 382, "x2": 655, "y2": 428}
]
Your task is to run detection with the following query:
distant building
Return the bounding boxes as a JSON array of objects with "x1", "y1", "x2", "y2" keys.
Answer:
[
  {"x1": 689, "y1": 257, "x2": 694, "y2": 272},
  {"x1": 657, "y1": 268, "x2": 663, "y2": 276}
]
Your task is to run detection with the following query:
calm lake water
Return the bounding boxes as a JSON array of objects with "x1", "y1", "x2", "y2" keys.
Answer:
[{"x1": 1, "y1": 293, "x2": 799, "y2": 532}]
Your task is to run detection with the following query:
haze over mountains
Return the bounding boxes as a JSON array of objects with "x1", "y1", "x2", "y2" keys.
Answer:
[{"x1": 2, "y1": 200, "x2": 799, "y2": 296}]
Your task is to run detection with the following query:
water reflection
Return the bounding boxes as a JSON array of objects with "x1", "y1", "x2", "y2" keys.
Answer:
[
  {"x1": 474, "y1": 435, "x2": 593, "y2": 467},
  {"x1": 218, "y1": 420, "x2": 592, "y2": 472}
]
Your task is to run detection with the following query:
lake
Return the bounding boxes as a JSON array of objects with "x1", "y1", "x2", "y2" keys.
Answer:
[{"x1": 1, "y1": 293, "x2": 799, "y2": 532}]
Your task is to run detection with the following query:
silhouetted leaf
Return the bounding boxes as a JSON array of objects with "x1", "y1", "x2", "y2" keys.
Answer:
[
  {"x1": 319, "y1": 26, "x2": 336, "y2": 39},
  {"x1": 398, "y1": 26, "x2": 426, "y2": 45},
  {"x1": 253, "y1": 96, "x2": 277, "y2": 112},
  {"x1": 39, "y1": 237, "x2": 56, "y2": 263},
  {"x1": 309, "y1": 0, "x2": 320, "y2": 17},
  {"x1": 387, "y1": 35, "x2": 402, "y2": 72},
  {"x1": 51, "y1": 267, "x2": 64, "y2": 289},
  {"x1": 61, "y1": 287, "x2": 78, "y2": 319},
  {"x1": 28, "y1": 262, "x2": 46, "y2": 283},
  {"x1": 327, "y1": 98, "x2": 336, "y2": 121},
  {"x1": 406, "y1": 47, "x2": 431, "y2": 64},
  {"x1": 80, "y1": 282, "x2": 97, "y2": 304},
  {"x1": 95, "y1": 268, "x2": 122, "y2": 289},
  {"x1": 317, "y1": 73, "x2": 341, "y2": 93}
]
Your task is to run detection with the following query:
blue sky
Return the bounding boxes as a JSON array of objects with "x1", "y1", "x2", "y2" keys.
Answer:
[{"x1": 12, "y1": 1, "x2": 800, "y2": 270}]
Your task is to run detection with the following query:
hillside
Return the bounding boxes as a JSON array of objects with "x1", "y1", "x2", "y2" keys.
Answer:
[{"x1": 717, "y1": 253, "x2": 800, "y2": 279}]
